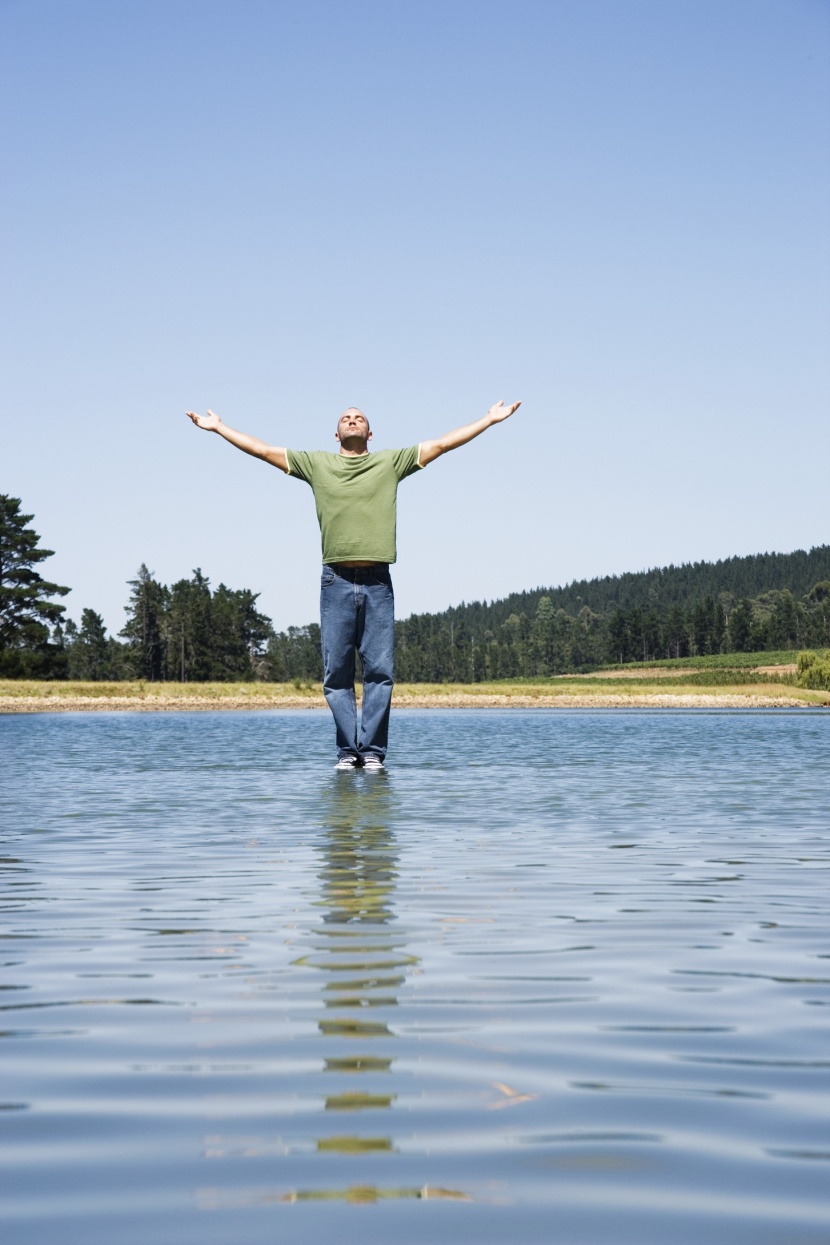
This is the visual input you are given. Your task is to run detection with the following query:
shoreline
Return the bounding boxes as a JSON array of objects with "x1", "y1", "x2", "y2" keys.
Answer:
[{"x1": 1, "y1": 686, "x2": 826, "y2": 713}]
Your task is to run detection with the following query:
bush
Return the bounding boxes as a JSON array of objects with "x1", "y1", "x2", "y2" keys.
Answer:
[{"x1": 796, "y1": 650, "x2": 830, "y2": 691}]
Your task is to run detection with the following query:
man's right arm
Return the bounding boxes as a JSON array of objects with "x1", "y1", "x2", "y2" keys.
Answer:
[{"x1": 185, "y1": 409, "x2": 288, "y2": 473}]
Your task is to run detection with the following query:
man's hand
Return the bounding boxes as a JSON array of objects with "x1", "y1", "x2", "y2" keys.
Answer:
[
  {"x1": 184, "y1": 408, "x2": 288, "y2": 471},
  {"x1": 486, "y1": 400, "x2": 521, "y2": 424},
  {"x1": 186, "y1": 408, "x2": 223, "y2": 432},
  {"x1": 418, "y1": 399, "x2": 522, "y2": 467}
]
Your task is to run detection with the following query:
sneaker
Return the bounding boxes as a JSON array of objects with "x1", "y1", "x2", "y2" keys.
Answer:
[
  {"x1": 334, "y1": 754, "x2": 360, "y2": 771},
  {"x1": 361, "y1": 754, "x2": 385, "y2": 771}
]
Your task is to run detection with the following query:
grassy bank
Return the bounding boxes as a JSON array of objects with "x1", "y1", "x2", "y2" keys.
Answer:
[
  {"x1": 1, "y1": 674, "x2": 827, "y2": 711},
  {"x1": 392, "y1": 680, "x2": 826, "y2": 707},
  {"x1": 0, "y1": 680, "x2": 324, "y2": 710}
]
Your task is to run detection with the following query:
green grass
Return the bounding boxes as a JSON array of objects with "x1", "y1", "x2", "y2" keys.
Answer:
[
  {"x1": 597, "y1": 650, "x2": 797, "y2": 672},
  {"x1": 556, "y1": 670, "x2": 796, "y2": 687},
  {"x1": 0, "y1": 680, "x2": 324, "y2": 699},
  {"x1": 490, "y1": 652, "x2": 798, "y2": 686}
]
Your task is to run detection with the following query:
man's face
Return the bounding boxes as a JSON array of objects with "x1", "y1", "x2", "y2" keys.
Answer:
[{"x1": 336, "y1": 408, "x2": 371, "y2": 446}]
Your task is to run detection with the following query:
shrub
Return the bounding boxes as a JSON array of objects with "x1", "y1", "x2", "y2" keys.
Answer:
[{"x1": 796, "y1": 650, "x2": 830, "y2": 691}]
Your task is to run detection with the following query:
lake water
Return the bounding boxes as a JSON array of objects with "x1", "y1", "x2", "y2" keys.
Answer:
[{"x1": 1, "y1": 708, "x2": 829, "y2": 1244}]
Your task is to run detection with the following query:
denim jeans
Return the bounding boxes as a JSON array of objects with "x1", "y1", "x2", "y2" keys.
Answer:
[{"x1": 319, "y1": 564, "x2": 395, "y2": 760}]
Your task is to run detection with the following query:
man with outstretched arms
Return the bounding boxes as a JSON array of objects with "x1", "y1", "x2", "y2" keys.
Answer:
[{"x1": 186, "y1": 401, "x2": 520, "y2": 769}]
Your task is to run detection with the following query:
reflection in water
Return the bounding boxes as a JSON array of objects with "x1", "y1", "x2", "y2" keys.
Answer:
[
  {"x1": 281, "y1": 1184, "x2": 470, "y2": 1204},
  {"x1": 324, "y1": 1092, "x2": 394, "y2": 1111},
  {"x1": 323, "y1": 1056, "x2": 393, "y2": 1073},
  {"x1": 308, "y1": 777, "x2": 401, "y2": 1158},
  {"x1": 287, "y1": 775, "x2": 467, "y2": 1201},
  {"x1": 197, "y1": 1184, "x2": 471, "y2": 1210}
]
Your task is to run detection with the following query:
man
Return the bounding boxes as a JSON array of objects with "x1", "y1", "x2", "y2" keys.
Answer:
[{"x1": 186, "y1": 400, "x2": 520, "y2": 769}]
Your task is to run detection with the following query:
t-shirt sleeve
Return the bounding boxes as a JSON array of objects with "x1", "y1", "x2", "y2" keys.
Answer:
[
  {"x1": 285, "y1": 449, "x2": 315, "y2": 483},
  {"x1": 391, "y1": 445, "x2": 424, "y2": 480}
]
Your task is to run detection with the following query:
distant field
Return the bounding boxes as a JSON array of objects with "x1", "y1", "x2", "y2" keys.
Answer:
[{"x1": 596, "y1": 650, "x2": 799, "y2": 671}]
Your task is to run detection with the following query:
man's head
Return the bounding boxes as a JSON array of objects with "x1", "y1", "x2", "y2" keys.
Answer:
[{"x1": 335, "y1": 407, "x2": 372, "y2": 455}]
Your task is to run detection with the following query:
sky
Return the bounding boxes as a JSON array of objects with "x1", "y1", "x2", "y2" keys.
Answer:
[{"x1": 2, "y1": 0, "x2": 828, "y2": 635}]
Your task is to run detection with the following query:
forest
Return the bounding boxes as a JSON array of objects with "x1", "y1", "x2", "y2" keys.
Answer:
[
  {"x1": 1, "y1": 493, "x2": 829, "y2": 681},
  {"x1": 393, "y1": 546, "x2": 830, "y2": 681}
]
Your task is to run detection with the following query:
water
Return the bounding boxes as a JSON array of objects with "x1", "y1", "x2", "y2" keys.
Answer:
[{"x1": 1, "y1": 708, "x2": 829, "y2": 1244}]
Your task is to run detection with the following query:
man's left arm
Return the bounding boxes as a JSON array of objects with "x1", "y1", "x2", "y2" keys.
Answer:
[{"x1": 418, "y1": 400, "x2": 521, "y2": 467}]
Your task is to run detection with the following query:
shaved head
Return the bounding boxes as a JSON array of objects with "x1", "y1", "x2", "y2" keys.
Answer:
[{"x1": 338, "y1": 406, "x2": 370, "y2": 432}]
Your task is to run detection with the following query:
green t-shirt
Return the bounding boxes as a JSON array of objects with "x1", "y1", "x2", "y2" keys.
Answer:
[{"x1": 286, "y1": 445, "x2": 423, "y2": 564}]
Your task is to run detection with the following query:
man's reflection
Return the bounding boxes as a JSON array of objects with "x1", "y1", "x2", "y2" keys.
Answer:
[
  {"x1": 311, "y1": 775, "x2": 411, "y2": 1131},
  {"x1": 282, "y1": 776, "x2": 466, "y2": 1201},
  {"x1": 202, "y1": 773, "x2": 469, "y2": 1204}
]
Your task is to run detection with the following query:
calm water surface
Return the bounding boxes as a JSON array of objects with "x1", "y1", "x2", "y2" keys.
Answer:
[{"x1": 1, "y1": 709, "x2": 829, "y2": 1244}]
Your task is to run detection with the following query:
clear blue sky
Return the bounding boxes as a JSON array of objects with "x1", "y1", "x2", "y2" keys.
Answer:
[{"x1": 2, "y1": 0, "x2": 828, "y2": 634}]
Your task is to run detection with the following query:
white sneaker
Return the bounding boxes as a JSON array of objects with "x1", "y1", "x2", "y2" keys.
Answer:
[
  {"x1": 361, "y1": 754, "x2": 385, "y2": 771},
  {"x1": 335, "y1": 754, "x2": 360, "y2": 771}
]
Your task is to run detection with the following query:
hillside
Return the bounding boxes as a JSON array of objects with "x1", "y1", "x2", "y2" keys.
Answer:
[
  {"x1": 427, "y1": 546, "x2": 830, "y2": 632},
  {"x1": 383, "y1": 546, "x2": 830, "y2": 681}
]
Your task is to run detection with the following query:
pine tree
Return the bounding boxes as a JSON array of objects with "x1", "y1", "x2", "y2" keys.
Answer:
[
  {"x1": 663, "y1": 605, "x2": 689, "y2": 660},
  {"x1": 713, "y1": 600, "x2": 727, "y2": 652},
  {"x1": 643, "y1": 608, "x2": 662, "y2": 662},
  {"x1": 691, "y1": 597, "x2": 715, "y2": 656},
  {"x1": 168, "y1": 570, "x2": 213, "y2": 681},
  {"x1": 210, "y1": 584, "x2": 272, "y2": 680},
  {"x1": 0, "y1": 495, "x2": 70, "y2": 676},
  {"x1": 0, "y1": 494, "x2": 69, "y2": 650},
  {"x1": 607, "y1": 609, "x2": 629, "y2": 664},
  {"x1": 121, "y1": 565, "x2": 168, "y2": 680},
  {"x1": 807, "y1": 582, "x2": 830, "y2": 647},
  {"x1": 727, "y1": 600, "x2": 753, "y2": 652},
  {"x1": 628, "y1": 606, "x2": 645, "y2": 663},
  {"x1": 531, "y1": 596, "x2": 555, "y2": 674},
  {"x1": 67, "y1": 609, "x2": 111, "y2": 681}
]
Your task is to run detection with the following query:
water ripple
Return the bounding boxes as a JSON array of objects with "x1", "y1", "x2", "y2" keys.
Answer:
[{"x1": 1, "y1": 708, "x2": 829, "y2": 1244}]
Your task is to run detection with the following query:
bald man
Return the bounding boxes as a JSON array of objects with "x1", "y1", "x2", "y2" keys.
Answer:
[{"x1": 186, "y1": 400, "x2": 520, "y2": 769}]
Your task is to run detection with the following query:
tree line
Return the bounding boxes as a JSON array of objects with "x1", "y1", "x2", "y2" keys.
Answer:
[
  {"x1": 1, "y1": 492, "x2": 828, "y2": 682},
  {"x1": 394, "y1": 584, "x2": 830, "y2": 681},
  {"x1": 0, "y1": 495, "x2": 275, "y2": 681},
  {"x1": 392, "y1": 546, "x2": 830, "y2": 678}
]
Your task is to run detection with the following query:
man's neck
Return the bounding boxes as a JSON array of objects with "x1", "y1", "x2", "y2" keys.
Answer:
[{"x1": 338, "y1": 441, "x2": 370, "y2": 457}]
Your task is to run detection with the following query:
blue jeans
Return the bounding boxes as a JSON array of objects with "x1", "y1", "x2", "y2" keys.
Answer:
[{"x1": 320, "y1": 564, "x2": 395, "y2": 760}]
